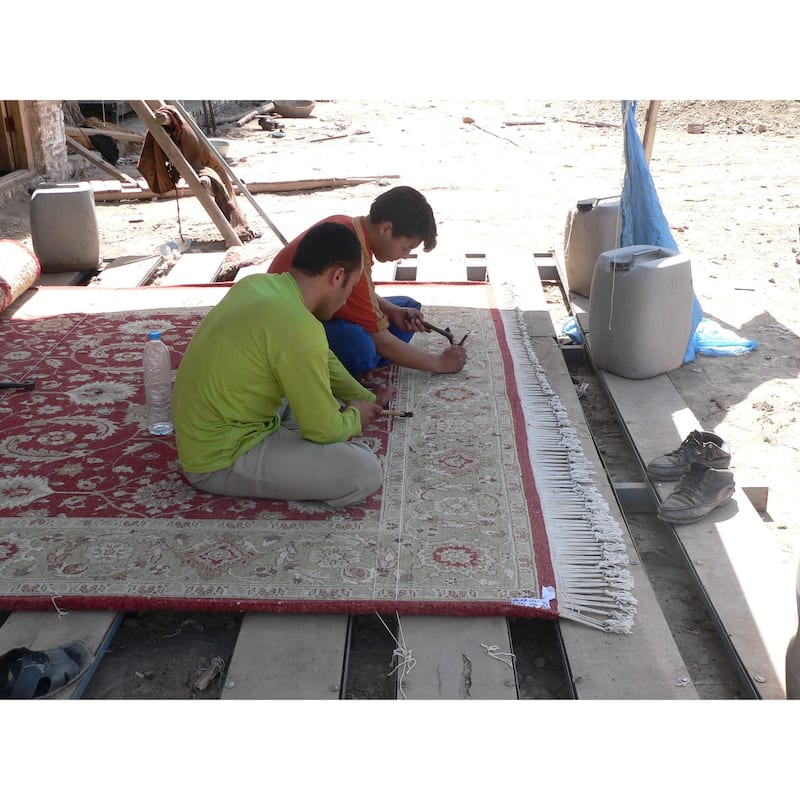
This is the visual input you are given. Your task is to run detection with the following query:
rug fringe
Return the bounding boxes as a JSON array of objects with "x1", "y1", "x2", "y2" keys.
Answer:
[{"x1": 497, "y1": 282, "x2": 638, "y2": 635}]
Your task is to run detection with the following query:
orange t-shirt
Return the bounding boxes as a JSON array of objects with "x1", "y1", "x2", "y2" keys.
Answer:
[{"x1": 267, "y1": 215, "x2": 389, "y2": 333}]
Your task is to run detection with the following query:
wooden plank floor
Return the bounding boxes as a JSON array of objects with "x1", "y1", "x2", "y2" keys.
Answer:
[
  {"x1": 490, "y1": 251, "x2": 698, "y2": 699},
  {"x1": 570, "y1": 292, "x2": 795, "y2": 698}
]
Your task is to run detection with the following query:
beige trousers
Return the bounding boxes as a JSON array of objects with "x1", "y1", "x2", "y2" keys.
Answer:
[{"x1": 183, "y1": 423, "x2": 383, "y2": 509}]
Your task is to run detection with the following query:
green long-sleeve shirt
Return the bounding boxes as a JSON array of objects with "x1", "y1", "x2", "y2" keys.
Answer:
[{"x1": 173, "y1": 272, "x2": 376, "y2": 474}]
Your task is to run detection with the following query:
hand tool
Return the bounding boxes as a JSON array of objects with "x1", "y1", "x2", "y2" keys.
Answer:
[
  {"x1": 0, "y1": 381, "x2": 36, "y2": 391},
  {"x1": 406, "y1": 312, "x2": 462, "y2": 346}
]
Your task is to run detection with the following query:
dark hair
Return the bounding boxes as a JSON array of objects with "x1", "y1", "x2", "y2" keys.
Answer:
[
  {"x1": 369, "y1": 186, "x2": 437, "y2": 252},
  {"x1": 291, "y1": 222, "x2": 362, "y2": 275}
]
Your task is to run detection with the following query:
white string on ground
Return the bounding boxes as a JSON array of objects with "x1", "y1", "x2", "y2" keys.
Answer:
[
  {"x1": 50, "y1": 594, "x2": 68, "y2": 618},
  {"x1": 376, "y1": 612, "x2": 416, "y2": 699},
  {"x1": 480, "y1": 642, "x2": 516, "y2": 669}
]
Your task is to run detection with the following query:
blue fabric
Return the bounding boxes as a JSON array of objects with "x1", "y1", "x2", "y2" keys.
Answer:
[
  {"x1": 323, "y1": 296, "x2": 421, "y2": 377},
  {"x1": 619, "y1": 100, "x2": 704, "y2": 363},
  {"x1": 560, "y1": 316, "x2": 584, "y2": 344}
]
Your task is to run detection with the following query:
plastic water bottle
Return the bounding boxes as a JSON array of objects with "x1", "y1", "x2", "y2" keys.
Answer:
[{"x1": 143, "y1": 331, "x2": 174, "y2": 435}]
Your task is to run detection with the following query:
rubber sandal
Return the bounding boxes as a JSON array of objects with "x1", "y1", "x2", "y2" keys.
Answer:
[{"x1": 0, "y1": 640, "x2": 93, "y2": 700}]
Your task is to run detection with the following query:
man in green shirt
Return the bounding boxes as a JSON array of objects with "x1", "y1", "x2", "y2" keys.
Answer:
[{"x1": 173, "y1": 222, "x2": 395, "y2": 507}]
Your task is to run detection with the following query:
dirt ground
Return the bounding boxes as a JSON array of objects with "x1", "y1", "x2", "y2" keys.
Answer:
[{"x1": 2, "y1": 99, "x2": 798, "y2": 699}]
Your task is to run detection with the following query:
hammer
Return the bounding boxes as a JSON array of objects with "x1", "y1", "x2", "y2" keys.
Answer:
[{"x1": 406, "y1": 312, "x2": 454, "y2": 344}]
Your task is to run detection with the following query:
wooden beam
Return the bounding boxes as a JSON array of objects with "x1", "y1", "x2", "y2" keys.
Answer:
[
  {"x1": 128, "y1": 101, "x2": 242, "y2": 248},
  {"x1": 90, "y1": 175, "x2": 401, "y2": 203},
  {"x1": 642, "y1": 100, "x2": 661, "y2": 164},
  {"x1": 66, "y1": 125, "x2": 144, "y2": 143}
]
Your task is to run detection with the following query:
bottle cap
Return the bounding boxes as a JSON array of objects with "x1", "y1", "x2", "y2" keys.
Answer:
[{"x1": 148, "y1": 331, "x2": 161, "y2": 340}]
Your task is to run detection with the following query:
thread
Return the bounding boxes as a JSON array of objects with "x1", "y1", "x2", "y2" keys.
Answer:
[
  {"x1": 480, "y1": 642, "x2": 516, "y2": 669},
  {"x1": 51, "y1": 594, "x2": 68, "y2": 618},
  {"x1": 376, "y1": 612, "x2": 416, "y2": 699}
]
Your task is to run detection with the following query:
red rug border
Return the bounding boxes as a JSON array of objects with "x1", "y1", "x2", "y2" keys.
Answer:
[
  {"x1": 0, "y1": 594, "x2": 557, "y2": 620},
  {"x1": 488, "y1": 302, "x2": 558, "y2": 597}
]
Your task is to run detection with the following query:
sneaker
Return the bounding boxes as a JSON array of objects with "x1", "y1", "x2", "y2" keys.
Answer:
[
  {"x1": 656, "y1": 462, "x2": 736, "y2": 524},
  {"x1": 646, "y1": 430, "x2": 731, "y2": 480}
]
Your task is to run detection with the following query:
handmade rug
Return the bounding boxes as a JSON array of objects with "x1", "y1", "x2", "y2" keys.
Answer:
[
  {"x1": 0, "y1": 283, "x2": 636, "y2": 632},
  {"x1": 0, "y1": 240, "x2": 40, "y2": 314}
]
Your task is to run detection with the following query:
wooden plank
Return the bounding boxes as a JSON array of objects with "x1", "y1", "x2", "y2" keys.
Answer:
[
  {"x1": 159, "y1": 252, "x2": 226, "y2": 286},
  {"x1": 0, "y1": 611, "x2": 122, "y2": 699},
  {"x1": 533, "y1": 333, "x2": 698, "y2": 698},
  {"x1": 489, "y1": 250, "x2": 698, "y2": 699},
  {"x1": 642, "y1": 100, "x2": 661, "y2": 164},
  {"x1": 243, "y1": 177, "x2": 390, "y2": 193},
  {"x1": 221, "y1": 614, "x2": 349, "y2": 699},
  {"x1": 571, "y1": 295, "x2": 795, "y2": 698},
  {"x1": 91, "y1": 177, "x2": 399, "y2": 203},
  {"x1": 395, "y1": 616, "x2": 518, "y2": 699},
  {"x1": 91, "y1": 255, "x2": 162, "y2": 288},
  {"x1": 65, "y1": 136, "x2": 137, "y2": 184},
  {"x1": 600, "y1": 368, "x2": 794, "y2": 698},
  {"x1": 66, "y1": 125, "x2": 144, "y2": 143},
  {"x1": 36, "y1": 270, "x2": 94, "y2": 287}
]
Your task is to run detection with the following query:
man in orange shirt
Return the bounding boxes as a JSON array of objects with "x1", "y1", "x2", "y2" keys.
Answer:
[{"x1": 268, "y1": 186, "x2": 467, "y2": 378}]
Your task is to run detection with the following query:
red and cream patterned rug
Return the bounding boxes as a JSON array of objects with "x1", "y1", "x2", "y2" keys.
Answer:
[{"x1": 0, "y1": 284, "x2": 636, "y2": 632}]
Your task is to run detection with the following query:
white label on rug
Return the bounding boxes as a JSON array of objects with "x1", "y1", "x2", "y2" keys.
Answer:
[{"x1": 512, "y1": 586, "x2": 556, "y2": 609}]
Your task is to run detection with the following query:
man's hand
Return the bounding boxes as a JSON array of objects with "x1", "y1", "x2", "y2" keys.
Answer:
[
  {"x1": 389, "y1": 305, "x2": 425, "y2": 333},
  {"x1": 346, "y1": 398, "x2": 386, "y2": 429},
  {"x1": 436, "y1": 344, "x2": 467, "y2": 373},
  {"x1": 373, "y1": 383, "x2": 398, "y2": 408}
]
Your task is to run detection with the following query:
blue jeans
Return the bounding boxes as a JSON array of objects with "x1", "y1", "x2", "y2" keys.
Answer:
[{"x1": 324, "y1": 296, "x2": 421, "y2": 377}]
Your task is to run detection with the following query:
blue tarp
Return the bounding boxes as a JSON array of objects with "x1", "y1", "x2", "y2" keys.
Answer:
[
  {"x1": 618, "y1": 100, "x2": 757, "y2": 359},
  {"x1": 618, "y1": 100, "x2": 704, "y2": 363}
]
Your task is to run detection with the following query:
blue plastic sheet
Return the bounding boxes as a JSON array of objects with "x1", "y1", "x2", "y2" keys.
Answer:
[{"x1": 693, "y1": 319, "x2": 758, "y2": 356}]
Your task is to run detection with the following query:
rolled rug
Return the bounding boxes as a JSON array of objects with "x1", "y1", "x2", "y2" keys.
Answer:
[{"x1": 0, "y1": 239, "x2": 40, "y2": 313}]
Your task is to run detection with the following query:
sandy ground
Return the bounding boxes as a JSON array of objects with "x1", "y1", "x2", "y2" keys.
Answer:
[{"x1": 1, "y1": 99, "x2": 798, "y2": 698}]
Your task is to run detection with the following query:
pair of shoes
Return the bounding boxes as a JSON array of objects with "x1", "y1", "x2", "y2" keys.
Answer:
[
  {"x1": 646, "y1": 430, "x2": 731, "y2": 480},
  {"x1": 656, "y1": 461, "x2": 736, "y2": 524},
  {"x1": 0, "y1": 640, "x2": 93, "y2": 700}
]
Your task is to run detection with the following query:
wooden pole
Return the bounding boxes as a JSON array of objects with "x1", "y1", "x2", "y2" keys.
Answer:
[
  {"x1": 642, "y1": 100, "x2": 661, "y2": 164},
  {"x1": 128, "y1": 101, "x2": 242, "y2": 248}
]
